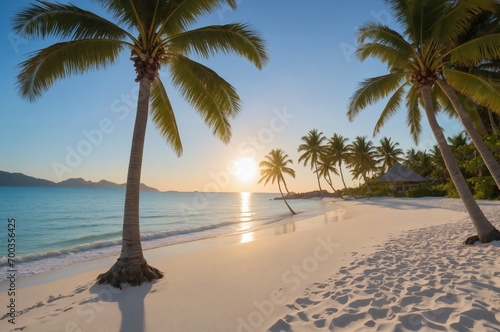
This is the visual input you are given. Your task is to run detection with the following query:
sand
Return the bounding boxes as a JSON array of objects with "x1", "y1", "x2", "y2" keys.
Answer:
[{"x1": 1, "y1": 197, "x2": 499, "y2": 332}]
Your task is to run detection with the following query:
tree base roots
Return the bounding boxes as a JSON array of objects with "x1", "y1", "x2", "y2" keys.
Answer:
[
  {"x1": 96, "y1": 257, "x2": 164, "y2": 289},
  {"x1": 464, "y1": 227, "x2": 500, "y2": 245}
]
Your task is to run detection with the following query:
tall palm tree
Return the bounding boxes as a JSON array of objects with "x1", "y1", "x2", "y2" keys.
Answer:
[
  {"x1": 375, "y1": 137, "x2": 404, "y2": 173},
  {"x1": 434, "y1": 3, "x2": 500, "y2": 189},
  {"x1": 347, "y1": 0, "x2": 500, "y2": 244},
  {"x1": 328, "y1": 133, "x2": 355, "y2": 196},
  {"x1": 258, "y1": 149, "x2": 296, "y2": 215},
  {"x1": 316, "y1": 152, "x2": 343, "y2": 198},
  {"x1": 347, "y1": 136, "x2": 377, "y2": 196},
  {"x1": 298, "y1": 129, "x2": 326, "y2": 196},
  {"x1": 13, "y1": 0, "x2": 268, "y2": 287}
]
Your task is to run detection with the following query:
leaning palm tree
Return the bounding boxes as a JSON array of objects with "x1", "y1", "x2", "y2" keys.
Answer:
[
  {"x1": 258, "y1": 149, "x2": 296, "y2": 215},
  {"x1": 348, "y1": 0, "x2": 500, "y2": 244},
  {"x1": 347, "y1": 136, "x2": 377, "y2": 196},
  {"x1": 13, "y1": 0, "x2": 267, "y2": 287},
  {"x1": 375, "y1": 137, "x2": 404, "y2": 173},
  {"x1": 298, "y1": 129, "x2": 326, "y2": 196},
  {"x1": 433, "y1": 3, "x2": 500, "y2": 189},
  {"x1": 316, "y1": 152, "x2": 343, "y2": 198}
]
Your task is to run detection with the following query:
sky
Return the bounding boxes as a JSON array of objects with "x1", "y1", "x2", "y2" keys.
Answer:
[{"x1": 0, "y1": 0, "x2": 465, "y2": 193}]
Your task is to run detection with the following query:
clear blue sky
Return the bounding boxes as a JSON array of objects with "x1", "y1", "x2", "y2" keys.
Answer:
[{"x1": 0, "y1": 0, "x2": 463, "y2": 193}]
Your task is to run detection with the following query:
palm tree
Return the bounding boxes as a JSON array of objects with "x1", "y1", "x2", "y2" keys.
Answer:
[
  {"x1": 434, "y1": 4, "x2": 500, "y2": 189},
  {"x1": 347, "y1": 0, "x2": 500, "y2": 244},
  {"x1": 328, "y1": 133, "x2": 355, "y2": 197},
  {"x1": 298, "y1": 129, "x2": 326, "y2": 196},
  {"x1": 258, "y1": 149, "x2": 296, "y2": 215},
  {"x1": 13, "y1": 0, "x2": 268, "y2": 287},
  {"x1": 316, "y1": 152, "x2": 343, "y2": 198},
  {"x1": 375, "y1": 137, "x2": 404, "y2": 173},
  {"x1": 347, "y1": 136, "x2": 377, "y2": 196}
]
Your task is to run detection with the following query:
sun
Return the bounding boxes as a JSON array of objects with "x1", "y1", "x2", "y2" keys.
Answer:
[{"x1": 234, "y1": 157, "x2": 258, "y2": 183}]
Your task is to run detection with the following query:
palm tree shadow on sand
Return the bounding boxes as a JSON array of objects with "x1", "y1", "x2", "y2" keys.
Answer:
[{"x1": 89, "y1": 282, "x2": 154, "y2": 332}]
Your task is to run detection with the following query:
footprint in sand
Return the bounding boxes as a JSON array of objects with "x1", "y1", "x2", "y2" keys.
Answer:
[
  {"x1": 330, "y1": 312, "x2": 366, "y2": 328},
  {"x1": 348, "y1": 298, "x2": 372, "y2": 308}
]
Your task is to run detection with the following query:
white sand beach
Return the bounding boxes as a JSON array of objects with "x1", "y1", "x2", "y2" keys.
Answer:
[{"x1": 1, "y1": 197, "x2": 499, "y2": 332}]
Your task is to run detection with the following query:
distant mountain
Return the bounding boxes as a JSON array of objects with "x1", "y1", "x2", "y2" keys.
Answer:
[{"x1": 0, "y1": 171, "x2": 159, "y2": 192}]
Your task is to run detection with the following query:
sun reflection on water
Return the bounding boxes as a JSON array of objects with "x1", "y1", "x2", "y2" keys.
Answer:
[
  {"x1": 239, "y1": 192, "x2": 255, "y2": 243},
  {"x1": 239, "y1": 192, "x2": 252, "y2": 222}
]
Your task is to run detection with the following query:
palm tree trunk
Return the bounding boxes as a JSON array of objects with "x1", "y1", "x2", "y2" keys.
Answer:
[
  {"x1": 338, "y1": 161, "x2": 356, "y2": 198},
  {"x1": 314, "y1": 162, "x2": 324, "y2": 197},
  {"x1": 421, "y1": 85, "x2": 500, "y2": 244},
  {"x1": 97, "y1": 79, "x2": 163, "y2": 287},
  {"x1": 278, "y1": 179, "x2": 296, "y2": 214},
  {"x1": 326, "y1": 173, "x2": 343, "y2": 199},
  {"x1": 437, "y1": 80, "x2": 500, "y2": 189},
  {"x1": 282, "y1": 176, "x2": 292, "y2": 197},
  {"x1": 488, "y1": 109, "x2": 498, "y2": 134}
]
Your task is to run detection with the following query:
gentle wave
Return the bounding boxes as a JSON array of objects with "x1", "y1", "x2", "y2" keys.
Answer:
[
  {"x1": 0, "y1": 188, "x2": 331, "y2": 278},
  {"x1": 0, "y1": 220, "x2": 239, "y2": 266}
]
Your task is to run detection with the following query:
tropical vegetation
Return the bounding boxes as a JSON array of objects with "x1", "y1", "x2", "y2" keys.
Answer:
[
  {"x1": 13, "y1": 0, "x2": 267, "y2": 287},
  {"x1": 347, "y1": 0, "x2": 500, "y2": 244}
]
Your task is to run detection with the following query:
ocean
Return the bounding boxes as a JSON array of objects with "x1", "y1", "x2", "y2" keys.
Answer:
[{"x1": 0, "y1": 187, "x2": 334, "y2": 278}]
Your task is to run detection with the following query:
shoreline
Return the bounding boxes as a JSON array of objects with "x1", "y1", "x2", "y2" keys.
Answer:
[
  {"x1": 0, "y1": 198, "x2": 342, "y2": 288},
  {"x1": 1, "y1": 197, "x2": 499, "y2": 331},
  {"x1": 0, "y1": 194, "x2": 332, "y2": 282}
]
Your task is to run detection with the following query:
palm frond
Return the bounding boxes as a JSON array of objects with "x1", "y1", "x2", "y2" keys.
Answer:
[
  {"x1": 281, "y1": 167, "x2": 296, "y2": 178},
  {"x1": 155, "y1": 0, "x2": 236, "y2": 36},
  {"x1": 16, "y1": 39, "x2": 123, "y2": 101},
  {"x1": 356, "y1": 23, "x2": 413, "y2": 65},
  {"x1": 347, "y1": 73, "x2": 407, "y2": 121},
  {"x1": 356, "y1": 43, "x2": 411, "y2": 68},
  {"x1": 444, "y1": 69, "x2": 500, "y2": 114},
  {"x1": 150, "y1": 78, "x2": 183, "y2": 156},
  {"x1": 373, "y1": 84, "x2": 406, "y2": 136},
  {"x1": 448, "y1": 34, "x2": 500, "y2": 67},
  {"x1": 387, "y1": 0, "x2": 418, "y2": 39},
  {"x1": 405, "y1": 84, "x2": 422, "y2": 144},
  {"x1": 433, "y1": 0, "x2": 498, "y2": 45},
  {"x1": 167, "y1": 54, "x2": 240, "y2": 143},
  {"x1": 167, "y1": 23, "x2": 268, "y2": 69},
  {"x1": 13, "y1": 1, "x2": 130, "y2": 41}
]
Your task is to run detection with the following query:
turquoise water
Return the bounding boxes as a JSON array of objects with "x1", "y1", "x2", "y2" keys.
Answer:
[{"x1": 0, "y1": 187, "x2": 330, "y2": 277}]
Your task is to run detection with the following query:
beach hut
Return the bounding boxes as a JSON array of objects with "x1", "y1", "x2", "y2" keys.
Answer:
[{"x1": 376, "y1": 162, "x2": 430, "y2": 193}]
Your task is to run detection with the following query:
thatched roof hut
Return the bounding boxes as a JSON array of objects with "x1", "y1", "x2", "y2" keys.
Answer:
[{"x1": 376, "y1": 163, "x2": 430, "y2": 193}]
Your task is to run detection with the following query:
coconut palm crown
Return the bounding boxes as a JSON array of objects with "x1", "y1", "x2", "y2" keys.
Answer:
[
  {"x1": 298, "y1": 129, "x2": 326, "y2": 195},
  {"x1": 376, "y1": 137, "x2": 404, "y2": 173},
  {"x1": 347, "y1": 0, "x2": 500, "y2": 244},
  {"x1": 13, "y1": 0, "x2": 268, "y2": 287}
]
